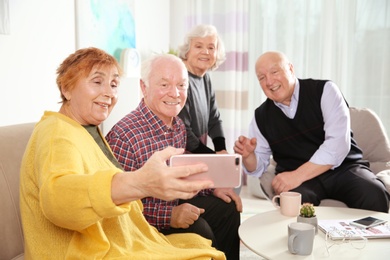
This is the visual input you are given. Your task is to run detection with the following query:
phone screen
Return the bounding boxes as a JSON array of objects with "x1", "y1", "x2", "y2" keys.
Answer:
[
  {"x1": 354, "y1": 217, "x2": 379, "y2": 226},
  {"x1": 352, "y1": 216, "x2": 386, "y2": 227}
]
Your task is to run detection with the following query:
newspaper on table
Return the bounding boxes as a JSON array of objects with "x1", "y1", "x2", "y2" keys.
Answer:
[{"x1": 318, "y1": 219, "x2": 390, "y2": 240}]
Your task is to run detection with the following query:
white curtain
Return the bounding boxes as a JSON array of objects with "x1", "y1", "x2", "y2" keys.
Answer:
[
  {"x1": 170, "y1": 0, "x2": 390, "y2": 151},
  {"x1": 0, "y1": 0, "x2": 10, "y2": 34},
  {"x1": 248, "y1": 0, "x2": 390, "y2": 136}
]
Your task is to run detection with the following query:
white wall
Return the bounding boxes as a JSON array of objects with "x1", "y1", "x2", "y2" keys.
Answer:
[
  {"x1": 134, "y1": 0, "x2": 170, "y2": 60},
  {"x1": 0, "y1": 0, "x2": 75, "y2": 126},
  {"x1": 102, "y1": 0, "x2": 170, "y2": 134},
  {"x1": 0, "y1": 0, "x2": 170, "y2": 127}
]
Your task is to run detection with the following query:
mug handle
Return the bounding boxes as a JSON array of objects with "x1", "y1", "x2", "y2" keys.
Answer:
[
  {"x1": 288, "y1": 234, "x2": 298, "y2": 254},
  {"x1": 271, "y1": 195, "x2": 281, "y2": 208}
]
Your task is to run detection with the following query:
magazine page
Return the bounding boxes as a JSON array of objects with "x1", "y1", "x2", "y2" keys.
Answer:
[{"x1": 318, "y1": 219, "x2": 390, "y2": 239}]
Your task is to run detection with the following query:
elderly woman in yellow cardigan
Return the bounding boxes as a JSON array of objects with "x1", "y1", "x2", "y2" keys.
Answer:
[{"x1": 19, "y1": 47, "x2": 225, "y2": 260}]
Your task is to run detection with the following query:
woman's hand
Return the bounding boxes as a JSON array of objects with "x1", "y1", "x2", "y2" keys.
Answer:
[{"x1": 111, "y1": 147, "x2": 214, "y2": 205}]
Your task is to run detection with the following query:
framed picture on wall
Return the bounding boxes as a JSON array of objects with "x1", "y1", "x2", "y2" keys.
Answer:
[
  {"x1": 0, "y1": 0, "x2": 10, "y2": 35},
  {"x1": 75, "y1": 0, "x2": 136, "y2": 62}
]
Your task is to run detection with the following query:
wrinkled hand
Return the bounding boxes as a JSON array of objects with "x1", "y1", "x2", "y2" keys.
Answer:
[
  {"x1": 215, "y1": 150, "x2": 228, "y2": 154},
  {"x1": 272, "y1": 171, "x2": 302, "y2": 195},
  {"x1": 213, "y1": 188, "x2": 243, "y2": 212},
  {"x1": 233, "y1": 135, "x2": 258, "y2": 172},
  {"x1": 111, "y1": 147, "x2": 214, "y2": 205},
  {"x1": 170, "y1": 203, "x2": 205, "y2": 229},
  {"x1": 138, "y1": 147, "x2": 215, "y2": 200},
  {"x1": 233, "y1": 136, "x2": 257, "y2": 158}
]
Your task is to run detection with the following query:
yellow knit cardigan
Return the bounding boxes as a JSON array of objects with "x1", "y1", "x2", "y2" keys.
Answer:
[{"x1": 20, "y1": 111, "x2": 225, "y2": 260}]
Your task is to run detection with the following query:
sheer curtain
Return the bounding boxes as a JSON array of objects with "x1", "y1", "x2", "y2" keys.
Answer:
[
  {"x1": 248, "y1": 0, "x2": 390, "y2": 136},
  {"x1": 170, "y1": 0, "x2": 390, "y2": 150}
]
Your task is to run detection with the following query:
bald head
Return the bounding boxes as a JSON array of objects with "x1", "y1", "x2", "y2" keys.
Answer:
[{"x1": 255, "y1": 51, "x2": 291, "y2": 76}]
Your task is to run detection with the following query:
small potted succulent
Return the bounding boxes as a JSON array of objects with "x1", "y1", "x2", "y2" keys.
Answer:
[{"x1": 297, "y1": 203, "x2": 318, "y2": 234}]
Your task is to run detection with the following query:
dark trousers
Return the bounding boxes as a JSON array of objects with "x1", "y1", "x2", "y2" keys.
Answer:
[
  {"x1": 160, "y1": 195, "x2": 240, "y2": 260},
  {"x1": 291, "y1": 161, "x2": 390, "y2": 213}
]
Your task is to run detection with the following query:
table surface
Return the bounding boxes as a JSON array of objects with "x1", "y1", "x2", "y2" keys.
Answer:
[{"x1": 239, "y1": 207, "x2": 390, "y2": 259}]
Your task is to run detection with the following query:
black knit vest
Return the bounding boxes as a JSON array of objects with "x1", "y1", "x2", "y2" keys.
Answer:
[{"x1": 255, "y1": 78, "x2": 363, "y2": 173}]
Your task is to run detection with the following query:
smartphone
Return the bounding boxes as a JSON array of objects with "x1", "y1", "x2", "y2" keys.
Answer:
[
  {"x1": 350, "y1": 216, "x2": 387, "y2": 229},
  {"x1": 169, "y1": 154, "x2": 242, "y2": 188}
]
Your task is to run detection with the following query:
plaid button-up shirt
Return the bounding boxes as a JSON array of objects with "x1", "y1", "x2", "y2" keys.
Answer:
[{"x1": 106, "y1": 99, "x2": 212, "y2": 230}]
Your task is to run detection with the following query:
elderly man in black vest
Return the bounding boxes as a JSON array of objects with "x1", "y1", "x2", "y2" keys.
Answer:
[{"x1": 234, "y1": 51, "x2": 389, "y2": 213}]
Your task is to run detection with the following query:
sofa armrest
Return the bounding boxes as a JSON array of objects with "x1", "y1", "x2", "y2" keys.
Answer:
[{"x1": 377, "y1": 170, "x2": 390, "y2": 193}]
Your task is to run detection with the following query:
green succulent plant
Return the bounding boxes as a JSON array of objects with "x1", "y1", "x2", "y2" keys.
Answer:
[
  {"x1": 299, "y1": 203, "x2": 316, "y2": 218},
  {"x1": 167, "y1": 48, "x2": 178, "y2": 56}
]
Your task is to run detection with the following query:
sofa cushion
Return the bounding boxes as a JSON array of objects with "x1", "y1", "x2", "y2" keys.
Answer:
[
  {"x1": 350, "y1": 107, "x2": 390, "y2": 168},
  {"x1": 377, "y1": 170, "x2": 390, "y2": 192},
  {"x1": 0, "y1": 122, "x2": 35, "y2": 260},
  {"x1": 11, "y1": 253, "x2": 25, "y2": 260},
  {"x1": 0, "y1": 165, "x2": 25, "y2": 259}
]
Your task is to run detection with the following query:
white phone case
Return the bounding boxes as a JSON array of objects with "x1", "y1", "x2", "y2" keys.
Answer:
[
  {"x1": 349, "y1": 216, "x2": 387, "y2": 229},
  {"x1": 169, "y1": 154, "x2": 242, "y2": 188}
]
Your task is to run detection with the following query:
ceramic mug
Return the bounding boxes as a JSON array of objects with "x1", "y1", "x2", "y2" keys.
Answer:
[
  {"x1": 287, "y1": 222, "x2": 315, "y2": 255},
  {"x1": 272, "y1": 191, "x2": 301, "y2": 217}
]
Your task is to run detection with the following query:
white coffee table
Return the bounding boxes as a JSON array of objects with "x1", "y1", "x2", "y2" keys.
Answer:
[{"x1": 239, "y1": 207, "x2": 390, "y2": 259}]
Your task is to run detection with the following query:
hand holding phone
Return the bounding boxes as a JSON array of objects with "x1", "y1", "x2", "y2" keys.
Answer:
[{"x1": 169, "y1": 154, "x2": 242, "y2": 188}]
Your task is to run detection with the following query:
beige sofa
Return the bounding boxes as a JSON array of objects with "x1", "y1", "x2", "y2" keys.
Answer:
[{"x1": 0, "y1": 122, "x2": 35, "y2": 260}]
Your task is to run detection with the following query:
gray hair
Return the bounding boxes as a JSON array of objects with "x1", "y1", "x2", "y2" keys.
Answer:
[
  {"x1": 177, "y1": 24, "x2": 226, "y2": 71},
  {"x1": 141, "y1": 53, "x2": 187, "y2": 87}
]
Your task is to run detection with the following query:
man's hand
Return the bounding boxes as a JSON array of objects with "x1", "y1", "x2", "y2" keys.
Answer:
[
  {"x1": 271, "y1": 171, "x2": 303, "y2": 195},
  {"x1": 170, "y1": 203, "x2": 205, "y2": 229},
  {"x1": 233, "y1": 135, "x2": 258, "y2": 172},
  {"x1": 271, "y1": 162, "x2": 333, "y2": 194},
  {"x1": 233, "y1": 136, "x2": 257, "y2": 158},
  {"x1": 213, "y1": 188, "x2": 243, "y2": 212},
  {"x1": 215, "y1": 149, "x2": 228, "y2": 154}
]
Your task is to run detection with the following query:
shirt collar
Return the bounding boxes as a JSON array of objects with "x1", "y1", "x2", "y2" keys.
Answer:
[{"x1": 138, "y1": 99, "x2": 181, "y2": 134}]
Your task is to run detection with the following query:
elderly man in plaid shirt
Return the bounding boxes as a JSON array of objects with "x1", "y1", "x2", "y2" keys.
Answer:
[{"x1": 106, "y1": 53, "x2": 242, "y2": 260}]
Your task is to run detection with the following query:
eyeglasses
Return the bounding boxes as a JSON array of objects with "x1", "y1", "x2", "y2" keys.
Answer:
[{"x1": 324, "y1": 227, "x2": 367, "y2": 256}]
